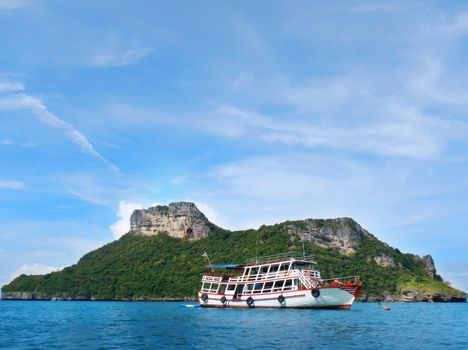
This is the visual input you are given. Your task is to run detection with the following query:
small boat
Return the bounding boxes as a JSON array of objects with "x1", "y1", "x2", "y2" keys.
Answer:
[{"x1": 198, "y1": 253, "x2": 362, "y2": 309}]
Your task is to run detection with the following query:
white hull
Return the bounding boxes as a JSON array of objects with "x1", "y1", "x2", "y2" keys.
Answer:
[{"x1": 198, "y1": 288, "x2": 355, "y2": 309}]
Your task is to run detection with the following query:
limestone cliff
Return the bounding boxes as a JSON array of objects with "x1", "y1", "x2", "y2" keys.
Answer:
[
  {"x1": 129, "y1": 202, "x2": 215, "y2": 240},
  {"x1": 284, "y1": 218, "x2": 372, "y2": 255}
]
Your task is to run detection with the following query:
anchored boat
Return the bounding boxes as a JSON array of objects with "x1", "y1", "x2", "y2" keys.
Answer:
[{"x1": 198, "y1": 253, "x2": 361, "y2": 309}]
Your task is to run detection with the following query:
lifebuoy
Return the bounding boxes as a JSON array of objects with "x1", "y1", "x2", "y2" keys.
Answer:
[
  {"x1": 221, "y1": 296, "x2": 227, "y2": 304},
  {"x1": 201, "y1": 293, "x2": 208, "y2": 301},
  {"x1": 312, "y1": 289, "x2": 320, "y2": 298},
  {"x1": 246, "y1": 296, "x2": 254, "y2": 307},
  {"x1": 278, "y1": 295, "x2": 285, "y2": 304}
]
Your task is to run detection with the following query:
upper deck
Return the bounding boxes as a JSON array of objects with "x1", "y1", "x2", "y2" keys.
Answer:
[{"x1": 202, "y1": 253, "x2": 321, "y2": 285}]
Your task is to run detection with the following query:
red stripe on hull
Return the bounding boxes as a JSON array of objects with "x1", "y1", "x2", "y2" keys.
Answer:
[{"x1": 200, "y1": 304, "x2": 353, "y2": 310}]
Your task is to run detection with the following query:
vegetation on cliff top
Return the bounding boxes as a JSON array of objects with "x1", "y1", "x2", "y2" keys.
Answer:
[{"x1": 2, "y1": 222, "x2": 465, "y2": 300}]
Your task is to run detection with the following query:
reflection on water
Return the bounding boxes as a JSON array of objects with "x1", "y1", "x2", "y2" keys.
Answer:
[{"x1": 1, "y1": 301, "x2": 467, "y2": 349}]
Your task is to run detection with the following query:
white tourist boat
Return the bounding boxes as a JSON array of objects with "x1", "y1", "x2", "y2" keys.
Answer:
[{"x1": 198, "y1": 253, "x2": 361, "y2": 309}]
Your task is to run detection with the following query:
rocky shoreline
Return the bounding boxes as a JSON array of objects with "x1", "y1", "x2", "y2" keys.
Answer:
[{"x1": 2, "y1": 291, "x2": 466, "y2": 302}]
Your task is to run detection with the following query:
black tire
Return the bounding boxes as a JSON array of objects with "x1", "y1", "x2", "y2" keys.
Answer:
[
  {"x1": 246, "y1": 296, "x2": 254, "y2": 307},
  {"x1": 312, "y1": 289, "x2": 320, "y2": 298},
  {"x1": 278, "y1": 295, "x2": 285, "y2": 304},
  {"x1": 221, "y1": 296, "x2": 227, "y2": 304},
  {"x1": 201, "y1": 293, "x2": 208, "y2": 302}
]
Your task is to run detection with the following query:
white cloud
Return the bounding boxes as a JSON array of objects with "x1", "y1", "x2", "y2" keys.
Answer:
[
  {"x1": 59, "y1": 173, "x2": 113, "y2": 205},
  {"x1": 0, "y1": 0, "x2": 29, "y2": 11},
  {"x1": 109, "y1": 200, "x2": 144, "y2": 239},
  {"x1": 9, "y1": 262, "x2": 61, "y2": 281},
  {"x1": 208, "y1": 103, "x2": 465, "y2": 160},
  {"x1": 0, "y1": 80, "x2": 24, "y2": 92},
  {"x1": 195, "y1": 202, "x2": 222, "y2": 226},
  {"x1": 0, "y1": 180, "x2": 25, "y2": 190},
  {"x1": 170, "y1": 176, "x2": 185, "y2": 185},
  {"x1": 91, "y1": 47, "x2": 153, "y2": 67},
  {"x1": 0, "y1": 81, "x2": 119, "y2": 173},
  {"x1": 425, "y1": 12, "x2": 468, "y2": 40}
]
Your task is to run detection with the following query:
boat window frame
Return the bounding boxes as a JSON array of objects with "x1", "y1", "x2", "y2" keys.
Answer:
[
  {"x1": 202, "y1": 282, "x2": 211, "y2": 292},
  {"x1": 211, "y1": 283, "x2": 219, "y2": 293},
  {"x1": 283, "y1": 279, "x2": 293, "y2": 291},
  {"x1": 244, "y1": 283, "x2": 254, "y2": 294},
  {"x1": 273, "y1": 280, "x2": 285, "y2": 292},
  {"x1": 263, "y1": 281, "x2": 274, "y2": 293},
  {"x1": 269, "y1": 264, "x2": 279, "y2": 273},
  {"x1": 218, "y1": 284, "x2": 227, "y2": 294},
  {"x1": 253, "y1": 282, "x2": 264, "y2": 294},
  {"x1": 279, "y1": 262, "x2": 291, "y2": 271},
  {"x1": 227, "y1": 284, "x2": 236, "y2": 291}
]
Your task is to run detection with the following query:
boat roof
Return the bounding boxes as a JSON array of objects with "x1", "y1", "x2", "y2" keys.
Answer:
[
  {"x1": 207, "y1": 263, "x2": 243, "y2": 269},
  {"x1": 243, "y1": 253, "x2": 316, "y2": 266}
]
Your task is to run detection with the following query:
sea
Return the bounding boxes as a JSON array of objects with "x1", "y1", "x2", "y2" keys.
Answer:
[{"x1": 0, "y1": 301, "x2": 467, "y2": 349}]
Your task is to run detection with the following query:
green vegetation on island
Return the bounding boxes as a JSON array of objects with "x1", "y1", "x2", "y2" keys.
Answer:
[{"x1": 2, "y1": 221, "x2": 466, "y2": 301}]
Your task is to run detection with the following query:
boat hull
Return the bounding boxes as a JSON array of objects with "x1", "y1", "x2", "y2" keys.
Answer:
[{"x1": 198, "y1": 287, "x2": 356, "y2": 309}]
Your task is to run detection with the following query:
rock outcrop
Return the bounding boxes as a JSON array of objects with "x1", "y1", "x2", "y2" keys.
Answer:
[
  {"x1": 285, "y1": 218, "x2": 371, "y2": 255},
  {"x1": 372, "y1": 253, "x2": 397, "y2": 267},
  {"x1": 129, "y1": 202, "x2": 214, "y2": 240}
]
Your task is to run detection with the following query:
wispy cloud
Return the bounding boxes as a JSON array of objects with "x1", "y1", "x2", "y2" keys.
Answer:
[
  {"x1": 91, "y1": 47, "x2": 153, "y2": 67},
  {"x1": 345, "y1": 2, "x2": 404, "y2": 13},
  {"x1": 0, "y1": 180, "x2": 25, "y2": 190},
  {"x1": 424, "y1": 12, "x2": 468, "y2": 40},
  {"x1": 88, "y1": 31, "x2": 153, "y2": 67},
  {"x1": 0, "y1": 0, "x2": 30, "y2": 11},
  {"x1": 0, "y1": 79, "x2": 24, "y2": 91},
  {"x1": 9, "y1": 262, "x2": 61, "y2": 282},
  {"x1": 59, "y1": 173, "x2": 112, "y2": 205},
  {"x1": 0, "y1": 79, "x2": 120, "y2": 173},
  {"x1": 207, "y1": 103, "x2": 466, "y2": 160}
]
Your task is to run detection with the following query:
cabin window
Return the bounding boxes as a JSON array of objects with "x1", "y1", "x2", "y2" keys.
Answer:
[
  {"x1": 227, "y1": 284, "x2": 235, "y2": 291},
  {"x1": 211, "y1": 284, "x2": 219, "y2": 293},
  {"x1": 273, "y1": 280, "x2": 284, "y2": 291},
  {"x1": 219, "y1": 284, "x2": 227, "y2": 294},
  {"x1": 260, "y1": 266, "x2": 269, "y2": 274},
  {"x1": 270, "y1": 264, "x2": 279, "y2": 272},
  {"x1": 253, "y1": 282, "x2": 263, "y2": 293},
  {"x1": 279, "y1": 263, "x2": 289, "y2": 271},
  {"x1": 263, "y1": 281, "x2": 274, "y2": 293},
  {"x1": 244, "y1": 284, "x2": 254, "y2": 292},
  {"x1": 283, "y1": 279, "x2": 293, "y2": 290},
  {"x1": 250, "y1": 267, "x2": 259, "y2": 276},
  {"x1": 244, "y1": 268, "x2": 251, "y2": 276},
  {"x1": 202, "y1": 283, "x2": 210, "y2": 291}
]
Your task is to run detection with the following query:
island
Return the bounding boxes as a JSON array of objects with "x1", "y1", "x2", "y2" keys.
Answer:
[{"x1": 2, "y1": 202, "x2": 466, "y2": 302}]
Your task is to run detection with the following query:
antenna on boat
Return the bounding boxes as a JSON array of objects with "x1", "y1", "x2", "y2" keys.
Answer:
[{"x1": 202, "y1": 252, "x2": 214, "y2": 272}]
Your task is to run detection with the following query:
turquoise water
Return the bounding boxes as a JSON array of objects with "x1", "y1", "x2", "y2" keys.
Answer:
[{"x1": 1, "y1": 301, "x2": 467, "y2": 349}]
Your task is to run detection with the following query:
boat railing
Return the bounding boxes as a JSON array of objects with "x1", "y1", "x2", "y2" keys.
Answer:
[
  {"x1": 244, "y1": 252, "x2": 315, "y2": 265},
  {"x1": 228, "y1": 269, "x2": 315, "y2": 283},
  {"x1": 201, "y1": 275, "x2": 223, "y2": 283},
  {"x1": 319, "y1": 276, "x2": 361, "y2": 286}
]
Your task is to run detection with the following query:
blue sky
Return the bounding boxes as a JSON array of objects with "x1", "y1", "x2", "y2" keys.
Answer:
[{"x1": 1, "y1": 0, "x2": 468, "y2": 291}]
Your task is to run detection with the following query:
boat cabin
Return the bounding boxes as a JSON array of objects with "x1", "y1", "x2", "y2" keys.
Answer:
[{"x1": 200, "y1": 254, "x2": 321, "y2": 298}]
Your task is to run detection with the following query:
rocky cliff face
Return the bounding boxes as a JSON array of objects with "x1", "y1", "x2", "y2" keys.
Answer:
[
  {"x1": 284, "y1": 218, "x2": 372, "y2": 255},
  {"x1": 129, "y1": 202, "x2": 214, "y2": 240}
]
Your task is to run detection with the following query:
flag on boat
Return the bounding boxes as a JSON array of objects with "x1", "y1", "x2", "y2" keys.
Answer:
[{"x1": 202, "y1": 252, "x2": 208, "y2": 258}]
